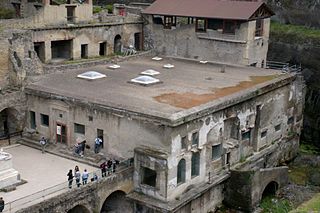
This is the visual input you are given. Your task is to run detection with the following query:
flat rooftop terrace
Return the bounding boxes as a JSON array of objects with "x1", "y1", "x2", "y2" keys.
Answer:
[{"x1": 27, "y1": 57, "x2": 293, "y2": 125}]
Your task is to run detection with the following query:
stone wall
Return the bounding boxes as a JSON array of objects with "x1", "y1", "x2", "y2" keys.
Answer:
[
  {"x1": 224, "y1": 135, "x2": 298, "y2": 211},
  {"x1": 32, "y1": 22, "x2": 142, "y2": 62},
  {"x1": 17, "y1": 167, "x2": 134, "y2": 213}
]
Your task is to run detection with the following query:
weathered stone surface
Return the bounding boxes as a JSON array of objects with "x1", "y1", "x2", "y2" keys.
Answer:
[{"x1": 16, "y1": 167, "x2": 134, "y2": 213}]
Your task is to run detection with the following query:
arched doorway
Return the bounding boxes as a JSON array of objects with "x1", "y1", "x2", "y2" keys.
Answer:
[
  {"x1": 262, "y1": 181, "x2": 279, "y2": 199},
  {"x1": 67, "y1": 204, "x2": 90, "y2": 213},
  {"x1": 114, "y1": 35, "x2": 122, "y2": 54},
  {"x1": 101, "y1": 190, "x2": 133, "y2": 213},
  {"x1": 0, "y1": 108, "x2": 21, "y2": 138}
]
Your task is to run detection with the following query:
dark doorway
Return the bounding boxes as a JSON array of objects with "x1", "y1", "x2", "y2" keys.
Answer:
[
  {"x1": 34, "y1": 42, "x2": 45, "y2": 62},
  {"x1": 51, "y1": 40, "x2": 72, "y2": 61},
  {"x1": 134, "y1": 33, "x2": 141, "y2": 51},
  {"x1": 30, "y1": 111, "x2": 36, "y2": 129},
  {"x1": 67, "y1": 205, "x2": 90, "y2": 213},
  {"x1": 0, "y1": 108, "x2": 20, "y2": 138},
  {"x1": 101, "y1": 191, "x2": 133, "y2": 213},
  {"x1": 11, "y1": 3, "x2": 21, "y2": 18},
  {"x1": 81, "y1": 44, "x2": 88, "y2": 59},
  {"x1": 99, "y1": 42, "x2": 107, "y2": 56},
  {"x1": 97, "y1": 129, "x2": 104, "y2": 148},
  {"x1": 56, "y1": 123, "x2": 67, "y2": 144},
  {"x1": 114, "y1": 35, "x2": 122, "y2": 54},
  {"x1": 66, "y1": 6, "x2": 76, "y2": 23}
]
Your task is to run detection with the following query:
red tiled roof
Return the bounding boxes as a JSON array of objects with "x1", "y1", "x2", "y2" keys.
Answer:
[{"x1": 143, "y1": 0, "x2": 274, "y2": 20}]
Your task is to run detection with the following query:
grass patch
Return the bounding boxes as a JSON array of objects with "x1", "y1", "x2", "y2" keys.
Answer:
[
  {"x1": 290, "y1": 193, "x2": 320, "y2": 213},
  {"x1": 0, "y1": 8, "x2": 15, "y2": 19},
  {"x1": 270, "y1": 21, "x2": 320, "y2": 45},
  {"x1": 300, "y1": 142, "x2": 320, "y2": 155},
  {"x1": 260, "y1": 196, "x2": 293, "y2": 213},
  {"x1": 288, "y1": 166, "x2": 308, "y2": 185}
]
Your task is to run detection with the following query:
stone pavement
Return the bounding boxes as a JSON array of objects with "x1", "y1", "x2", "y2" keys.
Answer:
[{"x1": 0, "y1": 144, "x2": 98, "y2": 204}]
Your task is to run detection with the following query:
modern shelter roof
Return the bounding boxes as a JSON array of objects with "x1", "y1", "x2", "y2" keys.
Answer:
[{"x1": 142, "y1": 0, "x2": 274, "y2": 20}]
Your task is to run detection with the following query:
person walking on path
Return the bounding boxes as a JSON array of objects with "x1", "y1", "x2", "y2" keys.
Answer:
[
  {"x1": 74, "y1": 165, "x2": 79, "y2": 174},
  {"x1": 39, "y1": 136, "x2": 46, "y2": 154},
  {"x1": 0, "y1": 197, "x2": 4, "y2": 212},
  {"x1": 75, "y1": 170, "x2": 81, "y2": 187},
  {"x1": 94, "y1": 137, "x2": 102, "y2": 153},
  {"x1": 82, "y1": 169, "x2": 89, "y2": 185},
  {"x1": 67, "y1": 169, "x2": 73, "y2": 189},
  {"x1": 100, "y1": 161, "x2": 107, "y2": 177}
]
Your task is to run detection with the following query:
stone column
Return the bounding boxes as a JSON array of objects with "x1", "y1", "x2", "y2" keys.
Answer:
[{"x1": 44, "y1": 41, "x2": 52, "y2": 63}]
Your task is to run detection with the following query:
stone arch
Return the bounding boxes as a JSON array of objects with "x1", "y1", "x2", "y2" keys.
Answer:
[
  {"x1": 101, "y1": 190, "x2": 133, "y2": 213},
  {"x1": 114, "y1": 35, "x2": 122, "y2": 54},
  {"x1": 67, "y1": 204, "x2": 90, "y2": 213},
  {"x1": 177, "y1": 158, "x2": 186, "y2": 184},
  {"x1": 261, "y1": 181, "x2": 279, "y2": 200},
  {"x1": 0, "y1": 107, "x2": 22, "y2": 137}
]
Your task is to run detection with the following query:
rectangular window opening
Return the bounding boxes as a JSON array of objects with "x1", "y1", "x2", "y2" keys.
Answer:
[
  {"x1": 196, "y1": 18, "x2": 207, "y2": 32},
  {"x1": 287, "y1": 117, "x2": 294, "y2": 125},
  {"x1": 242, "y1": 130, "x2": 251, "y2": 141},
  {"x1": 212, "y1": 144, "x2": 222, "y2": 160},
  {"x1": 275, "y1": 124, "x2": 281, "y2": 132},
  {"x1": 40, "y1": 114, "x2": 49, "y2": 127},
  {"x1": 74, "y1": 123, "x2": 85, "y2": 135},
  {"x1": 255, "y1": 19, "x2": 264, "y2": 37},
  {"x1": 141, "y1": 167, "x2": 156, "y2": 187},
  {"x1": 261, "y1": 130, "x2": 267, "y2": 138},
  {"x1": 181, "y1": 136, "x2": 187, "y2": 150},
  {"x1": 192, "y1": 131, "x2": 199, "y2": 146}
]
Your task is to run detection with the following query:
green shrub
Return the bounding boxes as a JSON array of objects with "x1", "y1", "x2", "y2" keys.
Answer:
[
  {"x1": 104, "y1": 4, "x2": 113, "y2": 14},
  {"x1": 93, "y1": 6, "x2": 103, "y2": 14},
  {"x1": 0, "y1": 8, "x2": 15, "y2": 19}
]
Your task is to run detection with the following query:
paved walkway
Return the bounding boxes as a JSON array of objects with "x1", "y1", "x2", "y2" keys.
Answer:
[{"x1": 0, "y1": 144, "x2": 97, "y2": 203}]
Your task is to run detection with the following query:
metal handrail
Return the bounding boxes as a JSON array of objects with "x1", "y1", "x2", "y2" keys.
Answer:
[
  {"x1": 266, "y1": 61, "x2": 301, "y2": 73},
  {"x1": 3, "y1": 159, "x2": 133, "y2": 213}
]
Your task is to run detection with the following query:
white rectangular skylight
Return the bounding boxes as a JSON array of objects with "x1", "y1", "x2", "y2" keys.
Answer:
[
  {"x1": 130, "y1": 75, "x2": 160, "y2": 85},
  {"x1": 108, "y1": 64, "x2": 121, "y2": 69},
  {"x1": 163, "y1": 64, "x2": 174, "y2": 69},
  {"x1": 77, "y1": 71, "x2": 106, "y2": 80},
  {"x1": 152, "y1": 57, "x2": 163, "y2": 61},
  {"x1": 140, "y1": 69, "x2": 160, "y2": 76}
]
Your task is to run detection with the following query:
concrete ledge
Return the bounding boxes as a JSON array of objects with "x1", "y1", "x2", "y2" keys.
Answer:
[{"x1": 198, "y1": 35, "x2": 247, "y2": 44}]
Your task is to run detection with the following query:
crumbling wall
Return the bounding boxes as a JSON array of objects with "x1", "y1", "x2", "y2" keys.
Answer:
[
  {"x1": 0, "y1": 34, "x2": 10, "y2": 89},
  {"x1": 8, "y1": 30, "x2": 44, "y2": 86},
  {"x1": 166, "y1": 74, "x2": 304, "y2": 202}
]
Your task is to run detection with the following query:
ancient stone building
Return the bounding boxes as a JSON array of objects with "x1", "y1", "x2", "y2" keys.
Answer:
[
  {"x1": 0, "y1": 0, "x2": 306, "y2": 212},
  {"x1": 142, "y1": 0, "x2": 274, "y2": 67}
]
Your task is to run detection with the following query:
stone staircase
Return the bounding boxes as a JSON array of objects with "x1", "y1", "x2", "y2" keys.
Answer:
[{"x1": 17, "y1": 137, "x2": 105, "y2": 168}]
